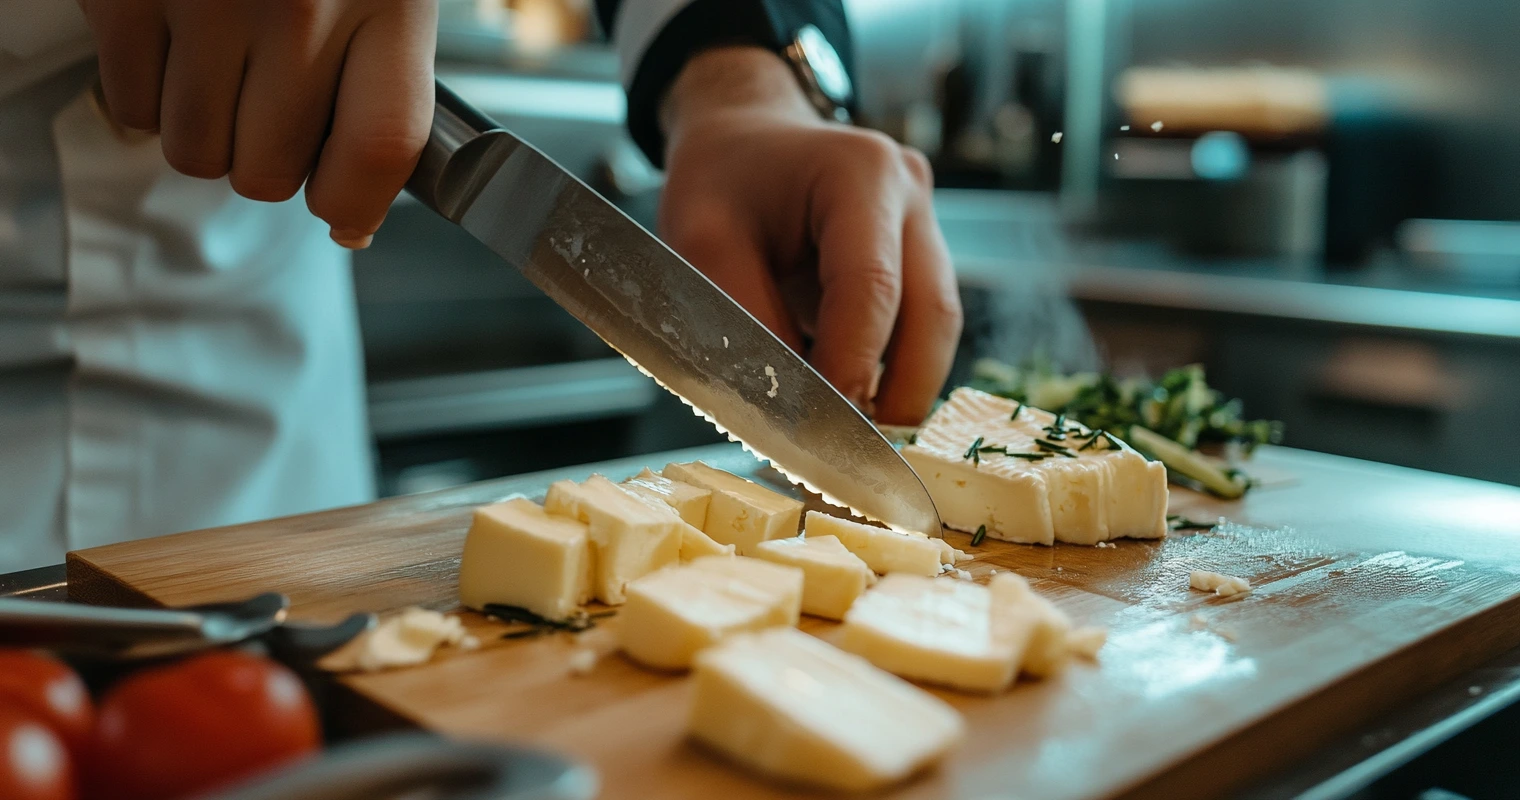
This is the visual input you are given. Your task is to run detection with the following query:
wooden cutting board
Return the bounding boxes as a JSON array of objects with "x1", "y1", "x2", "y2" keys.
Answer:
[{"x1": 66, "y1": 444, "x2": 1520, "y2": 800}]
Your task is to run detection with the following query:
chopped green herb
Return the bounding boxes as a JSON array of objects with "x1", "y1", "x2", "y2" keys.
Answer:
[
  {"x1": 1011, "y1": 402, "x2": 1025, "y2": 420},
  {"x1": 1033, "y1": 439, "x2": 1077, "y2": 457},
  {"x1": 964, "y1": 436, "x2": 985, "y2": 465},
  {"x1": 971, "y1": 524, "x2": 988, "y2": 547},
  {"x1": 1078, "y1": 430, "x2": 1107, "y2": 451},
  {"x1": 1008, "y1": 452, "x2": 1048, "y2": 460},
  {"x1": 907, "y1": 432, "x2": 918, "y2": 445},
  {"x1": 502, "y1": 629, "x2": 546, "y2": 640},
  {"x1": 484, "y1": 603, "x2": 615, "y2": 635},
  {"x1": 1167, "y1": 515, "x2": 1218, "y2": 531}
]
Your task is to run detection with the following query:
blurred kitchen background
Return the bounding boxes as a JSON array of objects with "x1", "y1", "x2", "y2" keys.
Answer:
[{"x1": 362, "y1": 0, "x2": 1520, "y2": 496}]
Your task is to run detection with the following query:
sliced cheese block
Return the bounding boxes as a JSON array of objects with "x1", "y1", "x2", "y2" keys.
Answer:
[
  {"x1": 805, "y1": 511, "x2": 942, "y2": 577},
  {"x1": 838, "y1": 573, "x2": 1035, "y2": 693},
  {"x1": 988, "y1": 572, "x2": 1074, "y2": 678},
  {"x1": 752, "y1": 535, "x2": 874, "y2": 620},
  {"x1": 544, "y1": 474, "x2": 681, "y2": 605},
  {"x1": 663, "y1": 461, "x2": 803, "y2": 555},
  {"x1": 622, "y1": 468, "x2": 712, "y2": 528},
  {"x1": 689, "y1": 627, "x2": 964, "y2": 792},
  {"x1": 902, "y1": 387, "x2": 1168, "y2": 545},
  {"x1": 457, "y1": 498, "x2": 592, "y2": 620},
  {"x1": 615, "y1": 481, "x2": 736, "y2": 562},
  {"x1": 618, "y1": 556, "x2": 803, "y2": 670},
  {"x1": 677, "y1": 523, "x2": 735, "y2": 561}
]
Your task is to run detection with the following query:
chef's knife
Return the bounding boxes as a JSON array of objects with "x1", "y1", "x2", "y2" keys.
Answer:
[{"x1": 406, "y1": 81, "x2": 942, "y2": 536}]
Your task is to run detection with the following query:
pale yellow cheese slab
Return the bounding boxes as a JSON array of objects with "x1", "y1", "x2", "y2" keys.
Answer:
[
  {"x1": 622, "y1": 468, "x2": 712, "y2": 529},
  {"x1": 617, "y1": 556, "x2": 803, "y2": 670},
  {"x1": 804, "y1": 511, "x2": 941, "y2": 577},
  {"x1": 544, "y1": 474, "x2": 680, "y2": 605},
  {"x1": 663, "y1": 461, "x2": 803, "y2": 555},
  {"x1": 752, "y1": 535, "x2": 874, "y2": 620},
  {"x1": 688, "y1": 627, "x2": 964, "y2": 792},
  {"x1": 456, "y1": 498, "x2": 591, "y2": 621}
]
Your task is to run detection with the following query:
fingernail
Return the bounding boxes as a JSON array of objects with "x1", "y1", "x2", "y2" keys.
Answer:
[{"x1": 330, "y1": 229, "x2": 374, "y2": 250}]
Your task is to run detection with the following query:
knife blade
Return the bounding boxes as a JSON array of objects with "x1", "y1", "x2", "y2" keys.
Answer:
[{"x1": 406, "y1": 81, "x2": 942, "y2": 536}]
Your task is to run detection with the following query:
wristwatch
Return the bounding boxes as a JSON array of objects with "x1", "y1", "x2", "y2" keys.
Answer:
[{"x1": 782, "y1": 24, "x2": 854, "y2": 123}]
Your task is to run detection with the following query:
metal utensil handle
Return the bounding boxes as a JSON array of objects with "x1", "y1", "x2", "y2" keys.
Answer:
[
  {"x1": 206, "y1": 733, "x2": 598, "y2": 800},
  {"x1": 0, "y1": 597, "x2": 207, "y2": 646},
  {"x1": 407, "y1": 80, "x2": 525, "y2": 223}
]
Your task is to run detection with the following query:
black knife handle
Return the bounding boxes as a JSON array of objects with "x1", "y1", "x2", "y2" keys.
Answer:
[{"x1": 407, "y1": 79, "x2": 518, "y2": 221}]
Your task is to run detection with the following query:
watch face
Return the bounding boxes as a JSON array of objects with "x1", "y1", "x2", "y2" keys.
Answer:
[{"x1": 796, "y1": 24, "x2": 853, "y2": 106}]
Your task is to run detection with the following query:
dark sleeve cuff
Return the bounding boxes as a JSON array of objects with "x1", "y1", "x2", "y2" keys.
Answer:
[{"x1": 613, "y1": 0, "x2": 855, "y2": 168}]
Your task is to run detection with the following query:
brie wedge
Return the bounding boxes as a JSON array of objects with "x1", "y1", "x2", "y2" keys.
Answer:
[
  {"x1": 688, "y1": 627, "x2": 964, "y2": 792},
  {"x1": 457, "y1": 497, "x2": 592, "y2": 621},
  {"x1": 752, "y1": 535, "x2": 875, "y2": 620},
  {"x1": 663, "y1": 461, "x2": 803, "y2": 555},
  {"x1": 544, "y1": 474, "x2": 681, "y2": 605},
  {"x1": 617, "y1": 555, "x2": 803, "y2": 670},
  {"x1": 902, "y1": 387, "x2": 1168, "y2": 545},
  {"x1": 804, "y1": 511, "x2": 942, "y2": 577}
]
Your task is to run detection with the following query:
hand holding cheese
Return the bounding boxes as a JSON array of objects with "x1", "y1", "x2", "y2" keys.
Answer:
[
  {"x1": 662, "y1": 462, "x2": 803, "y2": 554},
  {"x1": 546, "y1": 475, "x2": 682, "y2": 604},
  {"x1": 805, "y1": 511, "x2": 942, "y2": 576},
  {"x1": 618, "y1": 556, "x2": 803, "y2": 670},
  {"x1": 903, "y1": 388, "x2": 1168, "y2": 545},
  {"x1": 752, "y1": 535, "x2": 874, "y2": 620},
  {"x1": 688, "y1": 627, "x2": 964, "y2": 792},
  {"x1": 458, "y1": 498, "x2": 592, "y2": 620}
]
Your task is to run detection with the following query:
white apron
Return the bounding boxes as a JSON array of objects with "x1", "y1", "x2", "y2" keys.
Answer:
[{"x1": 0, "y1": 1, "x2": 375, "y2": 573}]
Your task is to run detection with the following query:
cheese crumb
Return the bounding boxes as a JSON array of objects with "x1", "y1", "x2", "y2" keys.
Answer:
[
  {"x1": 1190, "y1": 570, "x2": 1251, "y2": 597},
  {"x1": 1051, "y1": 131, "x2": 1063, "y2": 143},
  {"x1": 722, "y1": 336, "x2": 729, "y2": 348},
  {"x1": 1151, "y1": 120, "x2": 1164, "y2": 132},
  {"x1": 459, "y1": 635, "x2": 481, "y2": 651},
  {"x1": 951, "y1": 568, "x2": 973, "y2": 582},
  {"x1": 1095, "y1": 541, "x2": 1116, "y2": 549},
  {"x1": 353, "y1": 608, "x2": 469, "y2": 672},
  {"x1": 1119, "y1": 124, "x2": 1130, "y2": 131},
  {"x1": 764, "y1": 365, "x2": 779, "y2": 398},
  {"x1": 567, "y1": 648, "x2": 598, "y2": 676},
  {"x1": 1067, "y1": 626, "x2": 1107, "y2": 660}
]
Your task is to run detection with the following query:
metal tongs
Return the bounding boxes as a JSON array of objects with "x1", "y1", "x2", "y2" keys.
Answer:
[{"x1": 0, "y1": 592, "x2": 374, "y2": 661}]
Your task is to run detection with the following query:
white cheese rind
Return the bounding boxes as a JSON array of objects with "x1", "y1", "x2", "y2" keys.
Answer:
[
  {"x1": 804, "y1": 511, "x2": 942, "y2": 577},
  {"x1": 544, "y1": 474, "x2": 681, "y2": 605},
  {"x1": 838, "y1": 573, "x2": 1035, "y2": 693},
  {"x1": 688, "y1": 628, "x2": 964, "y2": 792},
  {"x1": 752, "y1": 535, "x2": 874, "y2": 620},
  {"x1": 663, "y1": 461, "x2": 803, "y2": 555},
  {"x1": 623, "y1": 468, "x2": 712, "y2": 528},
  {"x1": 457, "y1": 498, "x2": 592, "y2": 620},
  {"x1": 903, "y1": 388, "x2": 1168, "y2": 545},
  {"x1": 617, "y1": 556, "x2": 803, "y2": 670}
]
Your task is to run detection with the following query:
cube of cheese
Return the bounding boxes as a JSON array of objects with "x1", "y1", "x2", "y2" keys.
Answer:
[
  {"x1": 752, "y1": 535, "x2": 874, "y2": 620},
  {"x1": 1190, "y1": 570, "x2": 1251, "y2": 597},
  {"x1": 617, "y1": 556, "x2": 803, "y2": 670},
  {"x1": 663, "y1": 461, "x2": 803, "y2": 554},
  {"x1": 902, "y1": 388, "x2": 1168, "y2": 545},
  {"x1": 838, "y1": 573, "x2": 1036, "y2": 693},
  {"x1": 622, "y1": 468, "x2": 712, "y2": 528},
  {"x1": 689, "y1": 627, "x2": 964, "y2": 792},
  {"x1": 544, "y1": 475, "x2": 681, "y2": 605},
  {"x1": 457, "y1": 498, "x2": 591, "y2": 621},
  {"x1": 804, "y1": 511, "x2": 941, "y2": 577},
  {"x1": 615, "y1": 481, "x2": 735, "y2": 562},
  {"x1": 988, "y1": 572, "x2": 1074, "y2": 678}
]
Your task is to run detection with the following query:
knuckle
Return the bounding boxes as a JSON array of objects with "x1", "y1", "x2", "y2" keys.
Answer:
[
  {"x1": 900, "y1": 146, "x2": 934, "y2": 188},
  {"x1": 162, "y1": 145, "x2": 229, "y2": 180},
  {"x1": 229, "y1": 170, "x2": 303, "y2": 203},
  {"x1": 272, "y1": 0, "x2": 324, "y2": 27},
  {"x1": 343, "y1": 130, "x2": 428, "y2": 175},
  {"x1": 848, "y1": 130, "x2": 903, "y2": 172}
]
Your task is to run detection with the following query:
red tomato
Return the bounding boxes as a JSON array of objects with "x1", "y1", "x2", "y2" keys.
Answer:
[
  {"x1": 0, "y1": 650, "x2": 94, "y2": 758},
  {"x1": 0, "y1": 707, "x2": 75, "y2": 800},
  {"x1": 87, "y1": 650, "x2": 320, "y2": 800}
]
